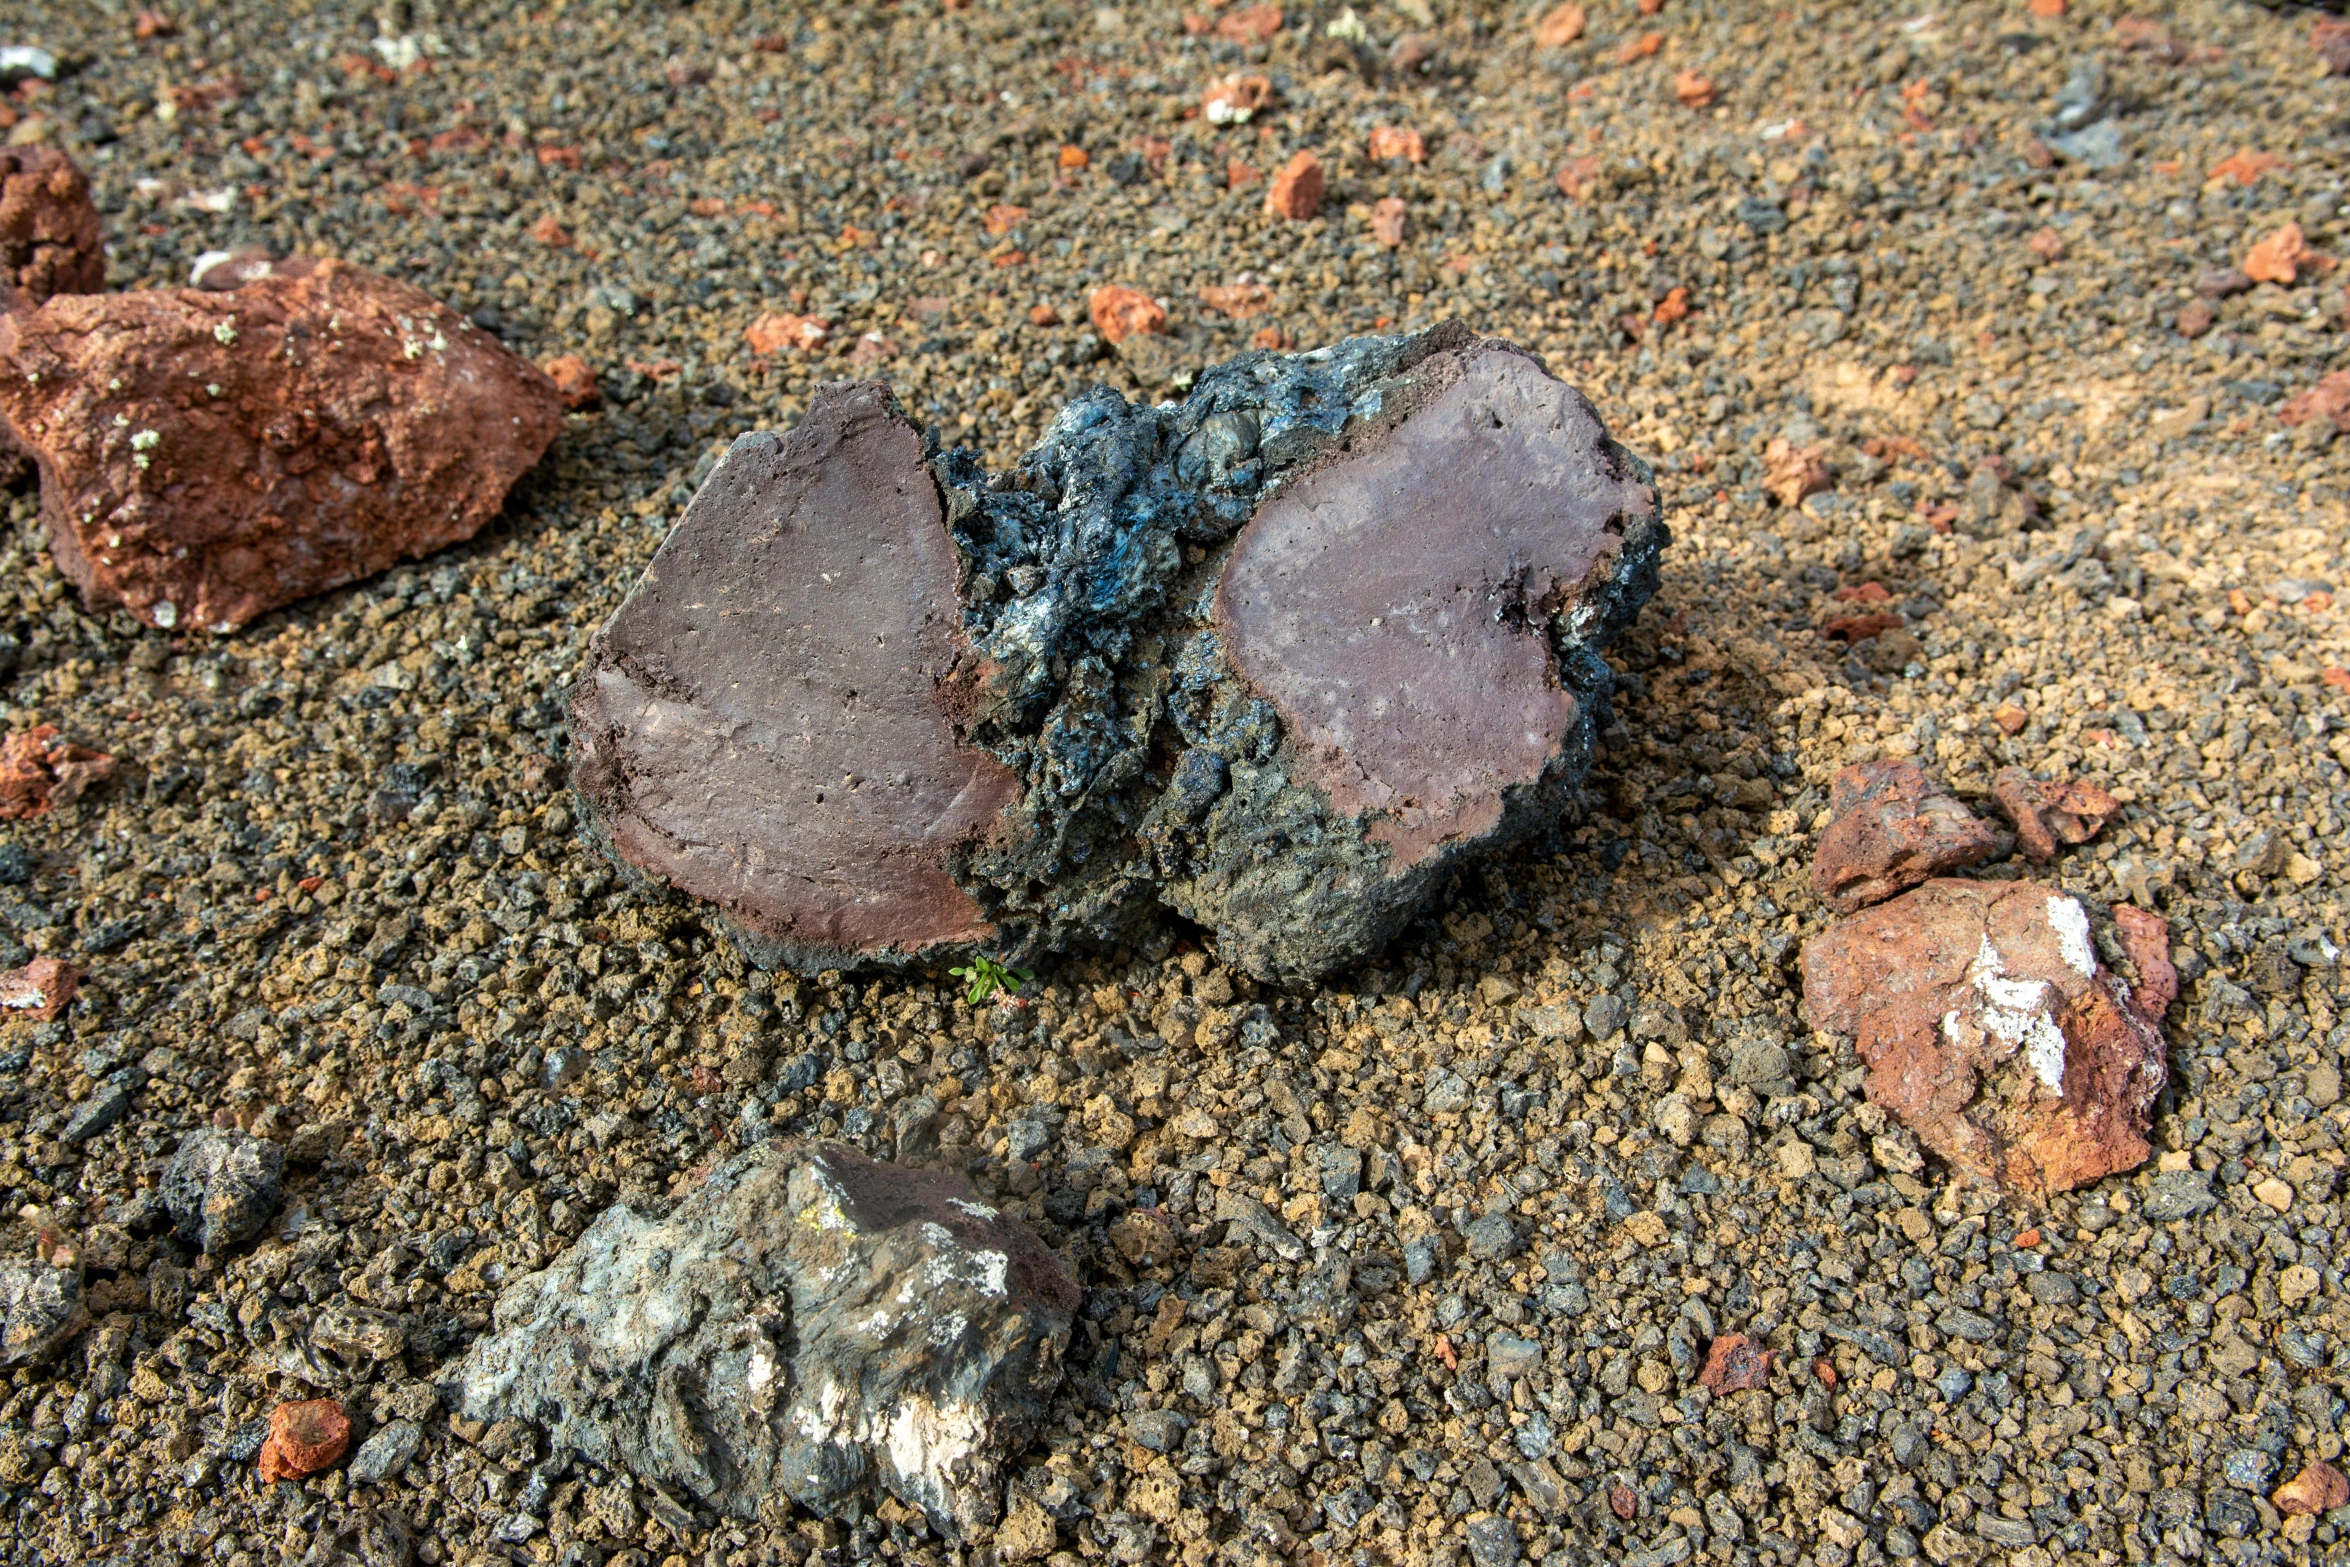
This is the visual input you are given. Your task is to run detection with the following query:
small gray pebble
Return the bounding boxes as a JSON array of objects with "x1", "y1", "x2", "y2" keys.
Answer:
[
  {"x1": 348, "y1": 1418, "x2": 424, "y2": 1485},
  {"x1": 62, "y1": 1083, "x2": 133, "y2": 1145},
  {"x1": 1582, "y1": 994, "x2": 1629, "y2": 1042},
  {"x1": 1935, "y1": 1367, "x2": 1974, "y2": 1402},
  {"x1": 2223, "y1": 1449, "x2": 2279, "y2": 1491}
]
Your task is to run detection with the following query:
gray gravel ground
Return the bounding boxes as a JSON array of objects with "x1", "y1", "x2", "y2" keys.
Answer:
[{"x1": 0, "y1": 1, "x2": 2346, "y2": 1566}]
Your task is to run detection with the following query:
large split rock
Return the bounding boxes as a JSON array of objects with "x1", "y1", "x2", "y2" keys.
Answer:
[
  {"x1": 1811, "y1": 759, "x2": 1998, "y2": 913},
  {"x1": 572, "y1": 325, "x2": 1664, "y2": 982},
  {"x1": 1802, "y1": 879, "x2": 2171, "y2": 1196},
  {"x1": 450, "y1": 1142, "x2": 1079, "y2": 1539},
  {"x1": 0, "y1": 257, "x2": 563, "y2": 631}
]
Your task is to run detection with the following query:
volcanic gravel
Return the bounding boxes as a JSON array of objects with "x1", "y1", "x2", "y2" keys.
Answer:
[{"x1": 0, "y1": 2, "x2": 2344, "y2": 1567}]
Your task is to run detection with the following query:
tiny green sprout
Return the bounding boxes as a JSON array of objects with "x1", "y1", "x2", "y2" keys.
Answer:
[{"x1": 950, "y1": 955, "x2": 1034, "y2": 1006}]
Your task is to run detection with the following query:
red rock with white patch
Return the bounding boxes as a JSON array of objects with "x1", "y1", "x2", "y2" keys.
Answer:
[
  {"x1": 1801, "y1": 879, "x2": 2167, "y2": 1196},
  {"x1": 0, "y1": 258, "x2": 563, "y2": 631}
]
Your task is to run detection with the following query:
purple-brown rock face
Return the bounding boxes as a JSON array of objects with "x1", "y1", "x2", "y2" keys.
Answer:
[
  {"x1": 1216, "y1": 346, "x2": 1653, "y2": 872},
  {"x1": 0, "y1": 258, "x2": 563, "y2": 631},
  {"x1": 0, "y1": 147, "x2": 103, "y2": 306},
  {"x1": 571, "y1": 382, "x2": 1020, "y2": 971},
  {"x1": 572, "y1": 327, "x2": 1666, "y2": 983}
]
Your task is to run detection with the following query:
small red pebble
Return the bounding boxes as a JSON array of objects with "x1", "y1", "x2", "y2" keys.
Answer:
[
  {"x1": 2012, "y1": 1227, "x2": 2041, "y2": 1248},
  {"x1": 1653, "y1": 285, "x2": 1691, "y2": 325},
  {"x1": 1992, "y1": 703, "x2": 2029, "y2": 735},
  {"x1": 1367, "y1": 126, "x2": 1425, "y2": 164},
  {"x1": 257, "y1": 1400, "x2": 351, "y2": 1482},
  {"x1": 134, "y1": 9, "x2": 176, "y2": 37},
  {"x1": 1813, "y1": 1358, "x2": 1838, "y2": 1388},
  {"x1": 1087, "y1": 285, "x2": 1167, "y2": 345},
  {"x1": 1028, "y1": 303, "x2": 1060, "y2": 327},
  {"x1": 1638, "y1": 0, "x2": 1665, "y2": 13},
  {"x1": 2029, "y1": 0, "x2": 2065, "y2": 17},
  {"x1": 745, "y1": 313, "x2": 828, "y2": 356},
  {"x1": 1698, "y1": 1332, "x2": 1773, "y2": 1394},
  {"x1": 540, "y1": 354, "x2": 599, "y2": 410},
  {"x1": 0, "y1": 957, "x2": 83, "y2": 1023},
  {"x1": 1369, "y1": 196, "x2": 1407, "y2": 247},
  {"x1": 1533, "y1": 3, "x2": 1587, "y2": 46},
  {"x1": 1609, "y1": 1482, "x2": 1638, "y2": 1521},
  {"x1": 2228, "y1": 588, "x2": 2254, "y2": 616},
  {"x1": 1264, "y1": 150, "x2": 1324, "y2": 222},
  {"x1": 1432, "y1": 1333, "x2": 1457, "y2": 1371},
  {"x1": 2324, "y1": 667, "x2": 2350, "y2": 693},
  {"x1": 1833, "y1": 581, "x2": 1892, "y2": 604},
  {"x1": 298, "y1": 875, "x2": 324, "y2": 893},
  {"x1": 529, "y1": 215, "x2": 572, "y2": 248},
  {"x1": 1673, "y1": 71, "x2": 1716, "y2": 109},
  {"x1": 1217, "y1": 3, "x2": 1283, "y2": 45},
  {"x1": 1058, "y1": 145, "x2": 1090, "y2": 169},
  {"x1": 2027, "y1": 227, "x2": 2065, "y2": 262},
  {"x1": 1617, "y1": 31, "x2": 1665, "y2": 63}
]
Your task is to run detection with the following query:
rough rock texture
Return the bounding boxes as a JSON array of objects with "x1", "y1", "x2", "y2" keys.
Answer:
[
  {"x1": 450, "y1": 1141, "x2": 1079, "y2": 1540},
  {"x1": 1801, "y1": 879, "x2": 2172, "y2": 1196},
  {"x1": 570, "y1": 381, "x2": 1020, "y2": 972},
  {"x1": 1810, "y1": 758, "x2": 1999, "y2": 912},
  {"x1": 0, "y1": 1257, "x2": 81, "y2": 1365},
  {"x1": 0, "y1": 723, "x2": 116, "y2": 819},
  {"x1": 0, "y1": 147, "x2": 102, "y2": 306},
  {"x1": 572, "y1": 326, "x2": 1664, "y2": 983},
  {"x1": 258, "y1": 1398, "x2": 352, "y2": 1481},
  {"x1": 162, "y1": 1127, "x2": 285, "y2": 1253},
  {"x1": 0, "y1": 258, "x2": 563, "y2": 631},
  {"x1": 1990, "y1": 766, "x2": 2121, "y2": 861},
  {"x1": 0, "y1": 956, "x2": 81, "y2": 1021}
]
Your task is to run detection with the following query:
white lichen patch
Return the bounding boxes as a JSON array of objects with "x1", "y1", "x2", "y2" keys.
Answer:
[
  {"x1": 883, "y1": 1395, "x2": 988, "y2": 1518},
  {"x1": 130, "y1": 430, "x2": 159, "y2": 471},
  {"x1": 213, "y1": 319, "x2": 238, "y2": 345},
  {"x1": 949, "y1": 1198, "x2": 999, "y2": 1221},
  {"x1": 2047, "y1": 894, "x2": 2096, "y2": 978},
  {"x1": 1947, "y1": 935, "x2": 2068, "y2": 1093}
]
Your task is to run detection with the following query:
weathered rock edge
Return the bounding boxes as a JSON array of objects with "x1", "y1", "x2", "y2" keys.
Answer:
[
  {"x1": 571, "y1": 324, "x2": 1665, "y2": 983},
  {"x1": 448, "y1": 1141, "x2": 1079, "y2": 1540}
]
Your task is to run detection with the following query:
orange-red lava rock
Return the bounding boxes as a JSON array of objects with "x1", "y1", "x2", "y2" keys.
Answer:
[
  {"x1": 1699, "y1": 1332, "x2": 1771, "y2": 1393},
  {"x1": 0, "y1": 724, "x2": 114, "y2": 818},
  {"x1": 1264, "y1": 151, "x2": 1325, "y2": 221},
  {"x1": 1811, "y1": 759, "x2": 1999, "y2": 913},
  {"x1": 540, "y1": 354, "x2": 600, "y2": 410},
  {"x1": 0, "y1": 148, "x2": 103, "y2": 306},
  {"x1": 0, "y1": 259, "x2": 563, "y2": 632},
  {"x1": 2275, "y1": 1461, "x2": 2350, "y2": 1518},
  {"x1": 0, "y1": 957, "x2": 83, "y2": 1022},
  {"x1": 1990, "y1": 767, "x2": 2120, "y2": 861},
  {"x1": 1087, "y1": 285, "x2": 1167, "y2": 344},
  {"x1": 1763, "y1": 437, "x2": 1831, "y2": 506},
  {"x1": 2111, "y1": 904, "x2": 2178, "y2": 1022},
  {"x1": 1801, "y1": 879, "x2": 2168, "y2": 1196},
  {"x1": 256, "y1": 1399, "x2": 351, "y2": 1481}
]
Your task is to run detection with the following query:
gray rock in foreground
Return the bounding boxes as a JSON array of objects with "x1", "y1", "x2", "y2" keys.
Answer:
[
  {"x1": 449, "y1": 1141, "x2": 1080, "y2": 1539},
  {"x1": 572, "y1": 322, "x2": 1665, "y2": 984},
  {"x1": 0, "y1": 1257, "x2": 81, "y2": 1365}
]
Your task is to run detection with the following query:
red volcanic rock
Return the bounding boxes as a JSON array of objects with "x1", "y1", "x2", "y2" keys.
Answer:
[
  {"x1": 1264, "y1": 151, "x2": 1325, "y2": 222},
  {"x1": 1698, "y1": 1332, "x2": 1771, "y2": 1394},
  {"x1": 0, "y1": 724, "x2": 115, "y2": 818},
  {"x1": 570, "y1": 381, "x2": 1019, "y2": 972},
  {"x1": 0, "y1": 259, "x2": 563, "y2": 632},
  {"x1": 0, "y1": 957, "x2": 83, "y2": 1022},
  {"x1": 1811, "y1": 759, "x2": 1999, "y2": 913},
  {"x1": 2276, "y1": 1461, "x2": 2350, "y2": 1518},
  {"x1": 1991, "y1": 767, "x2": 2120, "y2": 861},
  {"x1": 256, "y1": 1398, "x2": 351, "y2": 1481},
  {"x1": 1801, "y1": 879, "x2": 2167, "y2": 1196},
  {"x1": 0, "y1": 148, "x2": 103, "y2": 306},
  {"x1": 1216, "y1": 342, "x2": 1656, "y2": 875},
  {"x1": 2111, "y1": 903, "x2": 2177, "y2": 1022}
]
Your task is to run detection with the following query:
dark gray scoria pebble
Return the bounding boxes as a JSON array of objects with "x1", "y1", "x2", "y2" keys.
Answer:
[
  {"x1": 161, "y1": 1128, "x2": 285, "y2": 1253},
  {"x1": 61, "y1": 1081, "x2": 132, "y2": 1145}
]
